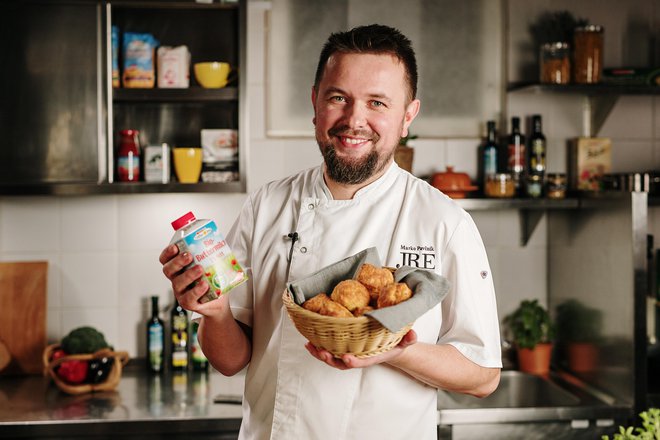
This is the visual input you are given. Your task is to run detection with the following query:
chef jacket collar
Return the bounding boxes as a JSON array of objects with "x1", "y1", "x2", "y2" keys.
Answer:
[{"x1": 317, "y1": 161, "x2": 400, "y2": 202}]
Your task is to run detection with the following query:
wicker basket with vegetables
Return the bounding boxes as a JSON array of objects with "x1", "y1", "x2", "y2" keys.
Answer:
[{"x1": 43, "y1": 326, "x2": 129, "y2": 395}]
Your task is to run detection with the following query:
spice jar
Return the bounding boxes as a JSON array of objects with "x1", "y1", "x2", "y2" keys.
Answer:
[
  {"x1": 546, "y1": 173, "x2": 567, "y2": 199},
  {"x1": 573, "y1": 25, "x2": 604, "y2": 84},
  {"x1": 526, "y1": 174, "x2": 543, "y2": 198},
  {"x1": 485, "y1": 173, "x2": 515, "y2": 198},
  {"x1": 540, "y1": 42, "x2": 570, "y2": 84}
]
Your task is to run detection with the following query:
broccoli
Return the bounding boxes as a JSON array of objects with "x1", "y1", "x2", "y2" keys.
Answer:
[{"x1": 61, "y1": 326, "x2": 110, "y2": 354}]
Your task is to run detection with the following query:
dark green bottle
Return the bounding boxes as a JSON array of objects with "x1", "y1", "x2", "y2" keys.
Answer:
[
  {"x1": 170, "y1": 299, "x2": 189, "y2": 370},
  {"x1": 146, "y1": 296, "x2": 164, "y2": 373}
]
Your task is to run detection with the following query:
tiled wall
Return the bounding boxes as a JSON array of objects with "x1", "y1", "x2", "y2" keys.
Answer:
[{"x1": 0, "y1": 0, "x2": 659, "y2": 358}]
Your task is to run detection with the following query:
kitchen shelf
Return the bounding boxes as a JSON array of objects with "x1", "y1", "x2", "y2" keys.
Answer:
[
  {"x1": 113, "y1": 87, "x2": 238, "y2": 103},
  {"x1": 0, "y1": 181, "x2": 242, "y2": 196},
  {"x1": 508, "y1": 82, "x2": 660, "y2": 95},
  {"x1": 457, "y1": 197, "x2": 580, "y2": 246}
]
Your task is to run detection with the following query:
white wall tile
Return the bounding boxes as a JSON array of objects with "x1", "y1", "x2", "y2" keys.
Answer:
[
  {"x1": 446, "y1": 139, "x2": 480, "y2": 180},
  {"x1": 495, "y1": 246, "x2": 547, "y2": 321},
  {"x1": 610, "y1": 140, "x2": 654, "y2": 173},
  {"x1": 60, "y1": 253, "x2": 118, "y2": 308},
  {"x1": 116, "y1": 193, "x2": 247, "y2": 252},
  {"x1": 60, "y1": 197, "x2": 118, "y2": 251},
  {"x1": 60, "y1": 308, "x2": 119, "y2": 351},
  {"x1": 410, "y1": 139, "x2": 447, "y2": 178},
  {"x1": 0, "y1": 198, "x2": 60, "y2": 252},
  {"x1": 599, "y1": 96, "x2": 654, "y2": 140},
  {"x1": 469, "y1": 211, "x2": 499, "y2": 248}
]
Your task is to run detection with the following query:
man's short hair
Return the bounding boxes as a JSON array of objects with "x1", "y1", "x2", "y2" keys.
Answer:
[{"x1": 313, "y1": 24, "x2": 418, "y2": 102}]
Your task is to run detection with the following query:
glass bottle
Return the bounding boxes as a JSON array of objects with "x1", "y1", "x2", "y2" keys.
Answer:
[
  {"x1": 170, "y1": 298, "x2": 189, "y2": 371},
  {"x1": 482, "y1": 120, "x2": 499, "y2": 183},
  {"x1": 147, "y1": 295, "x2": 164, "y2": 373},
  {"x1": 506, "y1": 117, "x2": 526, "y2": 196},
  {"x1": 191, "y1": 321, "x2": 209, "y2": 371},
  {"x1": 117, "y1": 129, "x2": 141, "y2": 182},
  {"x1": 528, "y1": 115, "x2": 546, "y2": 179},
  {"x1": 540, "y1": 42, "x2": 570, "y2": 84},
  {"x1": 573, "y1": 25, "x2": 604, "y2": 84}
]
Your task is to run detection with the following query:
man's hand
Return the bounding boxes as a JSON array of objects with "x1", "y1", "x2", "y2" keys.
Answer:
[
  {"x1": 304, "y1": 329, "x2": 417, "y2": 369},
  {"x1": 159, "y1": 244, "x2": 226, "y2": 316}
]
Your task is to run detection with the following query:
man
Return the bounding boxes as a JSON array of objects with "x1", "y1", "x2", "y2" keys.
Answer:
[{"x1": 160, "y1": 24, "x2": 501, "y2": 439}]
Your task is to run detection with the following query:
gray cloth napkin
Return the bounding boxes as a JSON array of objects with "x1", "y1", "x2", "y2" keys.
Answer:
[{"x1": 287, "y1": 247, "x2": 451, "y2": 332}]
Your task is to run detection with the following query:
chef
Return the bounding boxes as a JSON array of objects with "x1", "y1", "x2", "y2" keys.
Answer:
[{"x1": 160, "y1": 24, "x2": 502, "y2": 440}]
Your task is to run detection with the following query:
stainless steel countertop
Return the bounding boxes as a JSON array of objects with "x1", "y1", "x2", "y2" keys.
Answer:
[
  {"x1": 0, "y1": 365, "x2": 244, "y2": 438},
  {"x1": 0, "y1": 365, "x2": 633, "y2": 437}
]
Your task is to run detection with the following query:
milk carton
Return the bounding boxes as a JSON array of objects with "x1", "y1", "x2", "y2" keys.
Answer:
[{"x1": 170, "y1": 212, "x2": 247, "y2": 303}]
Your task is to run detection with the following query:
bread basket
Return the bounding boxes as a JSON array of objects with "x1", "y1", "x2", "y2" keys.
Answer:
[
  {"x1": 43, "y1": 344, "x2": 129, "y2": 395},
  {"x1": 282, "y1": 290, "x2": 412, "y2": 358}
]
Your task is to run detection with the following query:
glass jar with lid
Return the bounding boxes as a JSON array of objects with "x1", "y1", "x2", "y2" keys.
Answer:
[
  {"x1": 485, "y1": 173, "x2": 515, "y2": 198},
  {"x1": 546, "y1": 173, "x2": 567, "y2": 199},
  {"x1": 540, "y1": 42, "x2": 570, "y2": 84},
  {"x1": 526, "y1": 174, "x2": 543, "y2": 198},
  {"x1": 573, "y1": 25, "x2": 604, "y2": 84}
]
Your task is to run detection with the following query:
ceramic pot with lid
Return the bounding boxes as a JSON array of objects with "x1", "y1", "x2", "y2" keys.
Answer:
[{"x1": 431, "y1": 166, "x2": 478, "y2": 199}]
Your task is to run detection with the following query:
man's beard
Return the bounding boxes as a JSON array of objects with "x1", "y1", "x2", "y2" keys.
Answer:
[{"x1": 318, "y1": 127, "x2": 395, "y2": 185}]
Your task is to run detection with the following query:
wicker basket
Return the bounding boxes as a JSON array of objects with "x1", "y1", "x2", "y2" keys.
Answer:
[
  {"x1": 43, "y1": 344, "x2": 129, "y2": 395},
  {"x1": 282, "y1": 290, "x2": 412, "y2": 358}
]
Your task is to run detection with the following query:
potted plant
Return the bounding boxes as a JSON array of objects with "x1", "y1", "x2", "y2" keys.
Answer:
[
  {"x1": 556, "y1": 299, "x2": 603, "y2": 373},
  {"x1": 394, "y1": 134, "x2": 417, "y2": 173},
  {"x1": 504, "y1": 299, "x2": 556, "y2": 375}
]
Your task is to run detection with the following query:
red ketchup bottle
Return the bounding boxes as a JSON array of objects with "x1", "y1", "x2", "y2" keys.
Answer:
[{"x1": 117, "y1": 129, "x2": 141, "y2": 182}]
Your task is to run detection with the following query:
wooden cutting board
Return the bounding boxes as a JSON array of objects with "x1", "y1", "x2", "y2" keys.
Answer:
[{"x1": 0, "y1": 262, "x2": 47, "y2": 375}]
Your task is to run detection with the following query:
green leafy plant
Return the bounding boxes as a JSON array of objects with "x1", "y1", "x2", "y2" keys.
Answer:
[
  {"x1": 529, "y1": 10, "x2": 588, "y2": 45},
  {"x1": 556, "y1": 299, "x2": 603, "y2": 343},
  {"x1": 504, "y1": 299, "x2": 555, "y2": 349},
  {"x1": 602, "y1": 408, "x2": 660, "y2": 440},
  {"x1": 398, "y1": 134, "x2": 418, "y2": 146}
]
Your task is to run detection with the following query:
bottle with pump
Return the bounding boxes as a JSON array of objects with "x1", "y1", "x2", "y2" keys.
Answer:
[
  {"x1": 147, "y1": 295, "x2": 165, "y2": 373},
  {"x1": 528, "y1": 115, "x2": 546, "y2": 178},
  {"x1": 170, "y1": 298, "x2": 189, "y2": 370},
  {"x1": 481, "y1": 120, "x2": 499, "y2": 189},
  {"x1": 191, "y1": 322, "x2": 209, "y2": 372},
  {"x1": 507, "y1": 117, "x2": 526, "y2": 195}
]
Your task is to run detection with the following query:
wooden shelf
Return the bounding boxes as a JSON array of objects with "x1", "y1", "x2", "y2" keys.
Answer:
[
  {"x1": 508, "y1": 82, "x2": 660, "y2": 95},
  {"x1": 0, "y1": 181, "x2": 243, "y2": 196}
]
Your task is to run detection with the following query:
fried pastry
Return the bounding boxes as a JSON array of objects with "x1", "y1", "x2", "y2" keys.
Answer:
[
  {"x1": 377, "y1": 282, "x2": 413, "y2": 308},
  {"x1": 302, "y1": 293, "x2": 352, "y2": 318},
  {"x1": 356, "y1": 263, "x2": 395, "y2": 301},
  {"x1": 352, "y1": 305, "x2": 374, "y2": 317},
  {"x1": 331, "y1": 279, "x2": 370, "y2": 312}
]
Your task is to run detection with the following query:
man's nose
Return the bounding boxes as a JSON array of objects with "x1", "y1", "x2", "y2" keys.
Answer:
[{"x1": 343, "y1": 102, "x2": 367, "y2": 128}]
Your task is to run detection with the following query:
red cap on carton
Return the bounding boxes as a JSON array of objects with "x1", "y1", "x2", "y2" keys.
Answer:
[{"x1": 171, "y1": 212, "x2": 196, "y2": 230}]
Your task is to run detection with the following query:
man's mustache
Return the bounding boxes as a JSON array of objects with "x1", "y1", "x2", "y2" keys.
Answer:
[{"x1": 328, "y1": 126, "x2": 378, "y2": 142}]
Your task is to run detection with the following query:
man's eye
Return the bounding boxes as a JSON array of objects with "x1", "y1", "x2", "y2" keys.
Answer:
[
  {"x1": 331, "y1": 96, "x2": 346, "y2": 102},
  {"x1": 372, "y1": 100, "x2": 385, "y2": 107}
]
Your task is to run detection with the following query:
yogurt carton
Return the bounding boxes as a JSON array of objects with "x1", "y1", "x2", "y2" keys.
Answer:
[{"x1": 170, "y1": 212, "x2": 247, "y2": 303}]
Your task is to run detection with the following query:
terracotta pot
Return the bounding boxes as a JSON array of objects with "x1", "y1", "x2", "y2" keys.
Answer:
[
  {"x1": 394, "y1": 145, "x2": 414, "y2": 173},
  {"x1": 517, "y1": 343, "x2": 553, "y2": 375},
  {"x1": 567, "y1": 342, "x2": 599, "y2": 372},
  {"x1": 431, "y1": 166, "x2": 478, "y2": 199}
]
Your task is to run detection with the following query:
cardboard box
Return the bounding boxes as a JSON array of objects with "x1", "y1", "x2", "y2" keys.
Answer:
[{"x1": 568, "y1": 137, "x2": 612, "y2": 191}]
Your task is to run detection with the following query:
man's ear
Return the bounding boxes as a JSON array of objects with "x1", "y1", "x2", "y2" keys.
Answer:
[
  {"x1": 401, "y1": 99, "x2": 421, "y2": 137},
  {"x1": 311, "y1": 86, "x2": 318, "y2": 126}
]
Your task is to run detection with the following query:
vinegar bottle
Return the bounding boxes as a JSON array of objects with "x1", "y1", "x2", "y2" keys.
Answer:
[
  {"x1": 170, "y1": 298, "x2": 189, "y2": 371},
  {"x1": 507, "y1": 117, "x2": 526, "y2": 196},
  {"x1": 117, "y1": 129, "x2": 141, "y2": 182},
  {"x1": 528, "y1": 115, "x2": 546, "y2": 178},
  {"x1": 147, "y1": 296, "x2": 164, "y2": 373}
]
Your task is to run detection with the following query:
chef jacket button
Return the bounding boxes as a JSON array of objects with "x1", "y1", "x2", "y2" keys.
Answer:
[
  {"x1": 307, "y1": 203, "x2": 315, "y2": 210},
  {"x1": 300, "y1": 247, "x2": 308, "y2": 254}
]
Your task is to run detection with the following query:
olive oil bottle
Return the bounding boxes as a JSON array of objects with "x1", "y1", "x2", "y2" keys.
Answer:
[
  {"x1": 170, "y1": 298, "x2": 189, "y2": 370},
  {"x1": 146, "y1": 296, "x2": 164, "y2": 373}
]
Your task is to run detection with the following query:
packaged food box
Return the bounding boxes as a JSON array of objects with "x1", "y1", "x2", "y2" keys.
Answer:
[
  {"x1": 122, "y1": 32, "x2": 158, "y2": 88},
  {"x1": 568, "y1": 137, "x2": 612, "y2": 191},
  {"x1": 157, "y1": 46, "x2": 190, "y2": 88}
]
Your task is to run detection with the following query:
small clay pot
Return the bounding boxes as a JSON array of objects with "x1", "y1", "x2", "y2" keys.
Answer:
[{"x1": 431, "y1": 166, "x2": 477, "y2": 199}]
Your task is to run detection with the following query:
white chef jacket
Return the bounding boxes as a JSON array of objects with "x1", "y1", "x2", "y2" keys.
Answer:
[{"x1": 225, "y1": 162, "x2": 501, "y2": 440}]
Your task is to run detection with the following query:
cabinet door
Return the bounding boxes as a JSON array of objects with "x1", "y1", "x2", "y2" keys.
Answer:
[{"x1": 0, "y1": 1, "x2": 102, "y2": 184}]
